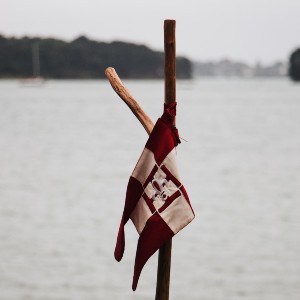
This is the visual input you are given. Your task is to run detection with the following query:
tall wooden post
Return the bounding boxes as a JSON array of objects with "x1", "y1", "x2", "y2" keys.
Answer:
[
  {"x1": 106, "y1": 19, "x2": 177, "y2": 300},
  {"x1": 155, "y1": 19, "x2": 176, "y2": 300}
]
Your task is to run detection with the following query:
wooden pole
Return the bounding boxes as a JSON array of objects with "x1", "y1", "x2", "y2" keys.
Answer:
[
  {"x1": 105, "y1": 19, "x2": 177, "y2": 300},
  {"x1": 155, "y1": 19, "x2": 176, "y2": 300},
  {"x1": 164, "y1": 20, "x2": 176, "y2": 110}
]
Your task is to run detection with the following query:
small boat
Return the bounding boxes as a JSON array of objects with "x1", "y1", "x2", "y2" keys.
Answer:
[{"x1": 20, "y1": 42, "x2": 45, "y2": 86}]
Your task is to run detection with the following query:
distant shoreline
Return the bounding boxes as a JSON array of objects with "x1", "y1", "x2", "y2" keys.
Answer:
[
  {"x1": 0, "y1": 34, "x2": 191, "y2": 79},
  {"x1": 0, "y1": 34, "x2": 289, "y2": 80}
]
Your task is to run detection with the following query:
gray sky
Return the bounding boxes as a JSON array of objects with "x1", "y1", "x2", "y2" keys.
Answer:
[{"x1": 1, "y1": 0, "x2": 299, "y2": 64}]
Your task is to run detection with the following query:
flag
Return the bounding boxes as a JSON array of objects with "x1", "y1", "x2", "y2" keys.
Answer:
[{"x1": 114, "y1": 102, "x2": 195, "y2": 291}]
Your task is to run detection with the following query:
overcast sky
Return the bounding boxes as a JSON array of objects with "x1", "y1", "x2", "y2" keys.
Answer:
[{"x1": 1, "y1": 0, "x2": 299, "y2": 64}]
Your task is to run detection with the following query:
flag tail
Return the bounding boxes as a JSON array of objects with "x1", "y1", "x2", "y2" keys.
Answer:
[
  {"x1": 114, "y1": 219, "x2": 125, "y2": 261},
  {"x1": 132, "y1": 212, "x2": 174, "y2": 291},
  {"x1": 115, "y1": 177, "x2": 144, "y2": 261}
]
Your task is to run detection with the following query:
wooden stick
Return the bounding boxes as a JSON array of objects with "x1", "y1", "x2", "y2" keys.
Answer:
[
  {"x1": 155, "y1": 19, "x2": 176, "y2": 300},
  {"x1": 105, "y1": 19, "x2": 176, "y2": 300},
  {"x1": 164, "y1": 20, "x2": 176, "y2": 108},
  {"x1": 105, "y1": 67, "x2": 154, "y2": 135}
]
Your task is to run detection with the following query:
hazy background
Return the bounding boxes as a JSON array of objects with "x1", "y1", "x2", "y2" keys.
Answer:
[
  {"x1": 1, "y1": 1, "x2": 300, "y2": 300},
  {"x1": 1, "y1": 0, "x2": 300, "y2": 64}
]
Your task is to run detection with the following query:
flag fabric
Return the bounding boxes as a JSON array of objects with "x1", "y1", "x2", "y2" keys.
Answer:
[{"x1": 114, "y1": 102, "x2": 195, "y2": 291}]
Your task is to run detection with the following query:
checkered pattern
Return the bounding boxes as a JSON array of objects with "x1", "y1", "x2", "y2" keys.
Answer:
[{"x1": 114, "y1": 103, "x2": 195, "y2": 291}]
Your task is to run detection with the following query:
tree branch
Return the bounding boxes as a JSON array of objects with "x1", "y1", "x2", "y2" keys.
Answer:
[{"x1": 105, "y1": 67, "x2": 154, "y2": 135}]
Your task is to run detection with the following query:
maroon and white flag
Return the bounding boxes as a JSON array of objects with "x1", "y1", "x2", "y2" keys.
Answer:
[{"x1": 114, "y1": 102, "x2": 195, "y2": 291}]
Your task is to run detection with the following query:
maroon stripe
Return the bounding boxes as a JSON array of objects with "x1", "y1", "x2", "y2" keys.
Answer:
[
  {"x1": 158, "y1": 190, "x2": 181, "y2": 213},
  {"x1": 143, "y1": 165, "x2": 158, "y2": 189},
  {"x1": 180, "y1": 185, "x2": 195, "y2": 216},
  {"x1": 161, "y1": 164, "x2": 181, "y2": 187},
  {"x1": 132, "y1": 212, "x2": 174, "y2": 291},
  {"x1": 142, "y1": 194, "x2": 156, "y2": 214},
  {"x1": 115, "y1": 176, "x2": 144, "y2": 262},
  {"x1": 145, "y1": 119, "x2": 175, "y2": 165},
  {"x1": 123, "y1": 177, "x2": 144, "y2": 221}
]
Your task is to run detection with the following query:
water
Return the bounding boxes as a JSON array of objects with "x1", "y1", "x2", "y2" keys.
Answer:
[{"x1": 0, "y1": 78, "x2": 299, "y2": 300}]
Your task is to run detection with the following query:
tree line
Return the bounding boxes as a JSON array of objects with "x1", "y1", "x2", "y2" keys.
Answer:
[
  {"x1": 0, "y1": 35, "x2": 192, "y2": 79},
  {"x1": 289, "y1": 48, "x2": 300, "y2": 81}
]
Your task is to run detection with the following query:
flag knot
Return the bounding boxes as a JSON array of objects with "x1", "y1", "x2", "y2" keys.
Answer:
[
  {"x1": 162, "y1": 102, "x2": 181, "y2": 145},
  {"x1": 162, "y1": 102, "x2": 177, "y2": 124}
]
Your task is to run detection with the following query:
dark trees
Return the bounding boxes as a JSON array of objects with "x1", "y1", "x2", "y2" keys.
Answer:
[
  {"x1": 0, "y1": 35, "x2": 192, "y2": 79},
  {"x1": 289, "y1": 48, "x2": 300, "y2": 81}
]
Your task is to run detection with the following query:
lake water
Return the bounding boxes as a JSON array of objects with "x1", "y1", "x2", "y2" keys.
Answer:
[{"x1": 0, "y1": 78, "x2": 300, "y2": 300}]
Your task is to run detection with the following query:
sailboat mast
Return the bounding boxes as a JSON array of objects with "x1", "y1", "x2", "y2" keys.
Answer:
[{"x1": 32, "y1": 42, "x2": 40, "y2": 78}]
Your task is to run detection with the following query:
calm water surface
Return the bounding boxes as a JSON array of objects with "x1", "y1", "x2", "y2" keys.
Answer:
[{"x1": 0, "y1": 79, "x2": 300, "y2": 300}]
